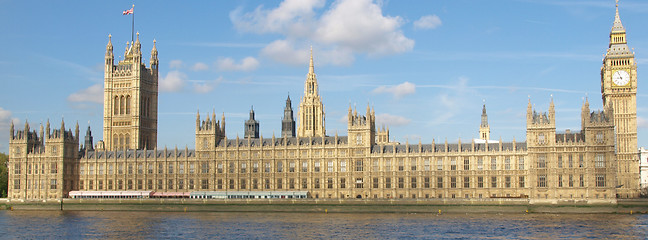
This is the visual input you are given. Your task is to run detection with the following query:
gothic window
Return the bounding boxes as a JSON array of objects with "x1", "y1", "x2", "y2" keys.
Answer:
[
  {"x1": 125, "y1": 95, "x2": 131, "y2": 114},
  {"x1": 125, "y1": 133, "x2": 130, "y2": 149},
  {"x1": 120, "y1": 95, "x2": 125, "y2": 114},
  {"x1": 537, "y1": 155, "x2": 546, "y2": 168},
  {"x1": 538, "y1": 133, "x2": 545, "y2": 144},
  {"x1": 450, "y1": 158, "x2": 456, "y2": 170},
  {"x1": 356, "y1": 134, "x2": 362, "y2": 145},
  {"x1": 114, "y1": 96, "x2": 119, "y2": 115},
  {"x1": 596, "y1": 174, "x2": 605, "y2": 187},
  {"x1": 595, "y1": 154, "x2": 605, "y2": 168},
  {"x1": 537, "y1": 175, "x2": 547, "y2": 188},
  {"x1": 596, "y1": 132, "x2": 604, "y2": 143}
]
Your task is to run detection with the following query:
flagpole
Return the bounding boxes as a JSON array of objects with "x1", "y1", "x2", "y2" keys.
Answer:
[{"x1": 131, "y1": 4, "x2": 135, "y2": 43}]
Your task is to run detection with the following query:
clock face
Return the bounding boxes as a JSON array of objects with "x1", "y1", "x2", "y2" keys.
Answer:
[{"x1": 613, "y1": 70, "x2": 630, "y2": 86}]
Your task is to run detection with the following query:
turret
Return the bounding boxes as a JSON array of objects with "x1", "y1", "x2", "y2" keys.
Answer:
[
  {"x1": 196, "y1": 110, "x2": 200, "y2": 130},
  {"x1": 45, "y1": 119, "x2": 50, "y2": 138},
  {"x1": 221, "y1": 113, "x2": 226, "y2": 132},
  {"x1": 75, "y1": 121, "x2": 79, "y2": 141},
  {"x1": 84, "y1": 125, "x2": 94, "y2": 151},
  {"x1": 9, "y1": 121, "x2": 14, "y2": 139},
  {"x1": 105, "y1": 34, "x2": 114, "y2": 73},
  {"x1": 150, "y1": 39, "x2": 158, "y2": 70},
  {"x1": 282, "y1": 94, "x2": 296, "y2": 137},
  {"x1": 245, "y1": 106, "x2": 260, "y2": 139},
  {"x1": 479, "y1": 104, "x2": 490, "y2": 140}
]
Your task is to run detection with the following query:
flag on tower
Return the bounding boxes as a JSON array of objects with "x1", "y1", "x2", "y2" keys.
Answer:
[{"x1": 123, "y1": 7, "x2": 133, "y2": 15}]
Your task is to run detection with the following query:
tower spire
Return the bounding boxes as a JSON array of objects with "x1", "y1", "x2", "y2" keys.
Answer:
[
  {"x1": 309, "y1": 46, "x2": 314, "y2": 74},
  {"x1": 612, "y1": 0, "x2": 625, "y2": 33},
  {"x1": 298, "y1": 47, "x2": 326, "y2": 137},
  {"x1": 479, "y1": 103, "x2": 490, "y2": 140}
]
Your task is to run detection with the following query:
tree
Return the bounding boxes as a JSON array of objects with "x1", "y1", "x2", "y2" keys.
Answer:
[{"x1": 0, "y1": 152, "x2": 7, "y2": 198}]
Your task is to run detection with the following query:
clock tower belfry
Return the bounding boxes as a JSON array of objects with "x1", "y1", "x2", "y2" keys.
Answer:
[{"x1": 601, "y1": 1, "x2": 639, "y2": 198}]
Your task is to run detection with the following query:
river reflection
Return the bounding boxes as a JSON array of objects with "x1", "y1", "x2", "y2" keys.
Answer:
[{"x1": 0, "y1": 211, "x2": 646, "y2": 239}]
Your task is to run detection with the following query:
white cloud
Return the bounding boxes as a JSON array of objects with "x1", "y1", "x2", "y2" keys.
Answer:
[
  {"x1": 376, "y1": 113, "x2": 411, "y2": 127},
  {"x1": 160, "y1": 71, "x2": 187, "y2": 92},
  {"x1": 231, "y1": 0, "x2": 414, "y2": 66},
  {"x1": 191, "y1": 62, "x2": 209, "y2": 71},
  {"x1": 261, "y1": 40, "x2": 310, "y2": 65},
  {"x1": 216, "y1": 57, "x2": 260, "y2": 71},
  {"x1": 230, "y1": 0, "x2": 324, "y2": 35},
  {"x1": 192, "y1": 77, "x2": 224, "y2": 94},
  {"x1": 638, "y1": 116, "x2": 648, "y2": 128},
  {"x1": 372, "y1": 81, "x2": 416, "y2": 99},
  {"x1": 429, "y1": 77, "x2": 477, "y2": 125},
  {"x1": 315, "y1": 0, "x2": 413, "y2": 56},
  {"x1": 67, "y1": 84, "x2": 103, "y2": 104},
  {"x1": 414, "y1": 15, "x2": 442, "y2": 30},
  {"x1": 169, "y1": 60, "x2": 184, "y2": 69}
]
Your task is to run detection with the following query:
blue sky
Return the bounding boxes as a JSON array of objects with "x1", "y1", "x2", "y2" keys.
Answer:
[{"x1": 2, "y1": 0, "x2": 648, "y2": 152}]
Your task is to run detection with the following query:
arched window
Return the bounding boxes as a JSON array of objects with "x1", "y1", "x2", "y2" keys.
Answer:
[
  {"x1": 126, "y1": 95, "x2": 131, "y2": 114},
  {"x1": 114, "y1": 96, "x2": 119, "y2": 115},
  {"x1": 113, "y1": 134, "x2": 118, "y2": 150},
  {"x1": 120, "y1": 96, "x2": 125, "y2": 115},
  {"x1": 125, "y1": 133, "x2": 130, "y2": 149}
]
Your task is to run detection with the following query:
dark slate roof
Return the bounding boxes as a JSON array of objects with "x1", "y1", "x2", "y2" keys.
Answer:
[
  {"x1": 83, "y1": 149, "x2": 196, "y2": 160},
  {"x1": 219, "y1": 136, "x2": 348, "y2": 148},
  {"x1": 556, "y1": 132, "x2": 585, "y2": 143},
  {"x1": 371, "y1": 141, "x2": 527, "y2": 154}
]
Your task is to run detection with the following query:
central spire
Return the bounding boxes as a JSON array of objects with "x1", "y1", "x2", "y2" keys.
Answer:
[
  {"x1": 612, "y1": 0, "x2": 625, "y2": 33},
  {"x1": 309, "y1": 46, "x2": 314, "y2": 74},
  {"x1": 298, "y1": 47, "x2": 326, "y2": 138}
]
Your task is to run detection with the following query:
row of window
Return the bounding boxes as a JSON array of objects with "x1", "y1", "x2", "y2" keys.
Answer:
[
  {"x1": 14, "y1": 163, "x2": 58, "y2": 175},
  {"x1": 13, "y1": 179, "x2": 56, "y2": 190},
  {"x1": 77, "y1": 176, "x2": 529, "y2": 191},
  {"x1": 536, "y1": 154, "x2": 606, "y2": 169},
  {"x1": 77, "y1": 157, "x2": 527, "y2": 176},
  {"x1": 536, "y1": 174, "x2": 606, "y2": 188}
]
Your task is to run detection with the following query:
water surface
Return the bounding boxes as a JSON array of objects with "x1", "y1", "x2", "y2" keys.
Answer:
[{"x1": 0, "y1": 211, "x2": 646, "y2": 239}]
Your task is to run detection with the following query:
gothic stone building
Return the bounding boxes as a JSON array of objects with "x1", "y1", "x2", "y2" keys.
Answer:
[{"x1": 7, "y1": 4, "x2": 638, "y2": 203}]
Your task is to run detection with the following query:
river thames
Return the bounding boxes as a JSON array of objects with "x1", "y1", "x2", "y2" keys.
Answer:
[{"x1": 0, "y1": 211, "x2": 647, "y2": 239}]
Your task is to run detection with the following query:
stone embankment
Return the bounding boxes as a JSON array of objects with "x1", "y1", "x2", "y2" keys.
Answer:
[{"x1": 3, "y1": 198, "x2": 648, "y2": 213}]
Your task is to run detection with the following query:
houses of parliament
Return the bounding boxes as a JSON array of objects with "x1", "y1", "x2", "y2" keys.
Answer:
[{"x1": 6, "y1": 4, "x2": 639, "y2": 203}]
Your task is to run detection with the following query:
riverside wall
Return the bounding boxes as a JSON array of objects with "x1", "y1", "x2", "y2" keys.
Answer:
[{"x1": 3, "y1": 198, "x2": 648, "y2": 214}]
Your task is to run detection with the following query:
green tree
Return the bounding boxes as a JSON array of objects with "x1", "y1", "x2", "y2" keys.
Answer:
[{"x1": 0, "y1": 152, "x2": 7, "y2": 198}]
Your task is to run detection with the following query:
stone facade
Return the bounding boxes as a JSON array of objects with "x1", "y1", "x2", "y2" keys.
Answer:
[
  {"x1": 103, "y1": 33, "x2": 158, "y2": 151},
  {"x1": 6, "y1": 4, "x2": 637, "y2": 203},
  {"x1": 600, "y1": 5, "x2": 639, "y2": 198}
]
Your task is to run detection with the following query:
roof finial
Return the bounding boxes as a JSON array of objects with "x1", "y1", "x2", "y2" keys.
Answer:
[{"x1": 309, "y1": 46, "x2": 314, "y2": 74}]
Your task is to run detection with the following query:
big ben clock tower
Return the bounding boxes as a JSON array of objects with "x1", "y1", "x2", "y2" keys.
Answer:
[{"x1": 601, "y1": 1, "x2": 639, "y2": 198}]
